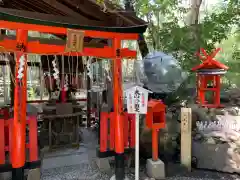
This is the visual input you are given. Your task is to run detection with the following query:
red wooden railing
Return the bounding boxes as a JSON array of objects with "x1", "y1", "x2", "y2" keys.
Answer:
[
  {"x1": 100, "y1": 112, "x2": 135, "y2": 152},
  {"x1": 0, "y1": 116, "x2": 38, "y2": 165}
]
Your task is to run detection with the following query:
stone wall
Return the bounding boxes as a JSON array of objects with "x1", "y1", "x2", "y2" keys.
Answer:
[{"x1": 139, "y1": 88, "x2": 240, "y2": 173}]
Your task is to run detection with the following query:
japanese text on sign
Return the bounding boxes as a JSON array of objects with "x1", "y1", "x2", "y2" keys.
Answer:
[
  {"x1": 134, "y1": 89, "x2": 140, "y2": 113},
  {"x1": 126, "y1": 86, "x2": 150, "y2": 114}
]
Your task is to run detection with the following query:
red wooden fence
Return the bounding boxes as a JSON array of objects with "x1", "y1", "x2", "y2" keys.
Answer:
[
  {"x1": 0, "y1": 116, "x2": 38, "y2": 165},
  {"x1": 100, "y1": 112, "x2": 135, "y2": 152}
]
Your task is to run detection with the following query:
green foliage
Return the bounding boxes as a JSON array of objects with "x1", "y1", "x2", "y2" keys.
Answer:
[
  {"x1": 133, "y1": 0, "x2": 240, "y2": 74},
  {"x1": 28, "y1": 87, "x2": 36, "y2": 100}
]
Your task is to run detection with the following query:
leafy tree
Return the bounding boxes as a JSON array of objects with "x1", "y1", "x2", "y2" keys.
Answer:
[{"x1": 134, "y1": 0, "x2": 240, "y2": 70}]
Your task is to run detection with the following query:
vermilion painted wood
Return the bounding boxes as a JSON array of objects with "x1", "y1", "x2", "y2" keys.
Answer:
[
  {"x1": 192, "y1": 48, "x2": 228, "y2": 108},
  {"x1": 0, "y1": 119, "x2": 5, "y2": 164},
  {"x1": 8, "y1": 118, "x2": 13, "y2": 163},
  {"x1": 100, "y1": 112, "x2": 135, "y2": 152},
  {"x1": 28, "y1": 116, "x2": 38, "y2": 162},
  {"x1": 192, "y1": 48, "x2": 229, "y2": 71},
  {"x1": 123, "y1": 113, "x2": 129, "y2": 148},
  {"x1": 109, "y1": 112, "x2": 115, "y2": 150},
  {"x1": 0, "y1": 19, "x2": 139, "y2": 169},
  {"x1": 0, "y1": 117, "x2": 38, "y2": 164},
  {"x1": 0, "y1": 20, "x2": 139, "y2": 40},
  {"x1": 12, "y1": 30, "x2": 28, "y2": 168},
  {"x1": 113, "y1": 38, "x2": 124, "y2": 154},
  {"x1": 100, "y1": 112, "x2": 108, "y2": 152},
  {"x1": 0, "y1": 39, "x2": 137, "y2": 58},
  {"x1": 152, "y1": 129, "x2": 158, "y2": 161}
]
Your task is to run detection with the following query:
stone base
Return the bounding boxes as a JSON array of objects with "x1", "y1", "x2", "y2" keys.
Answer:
[
  {"x1": 146, "y1": 159, "x2": 165, "y2": 179},
  {"x1": 0, "y1": 172, "x2": 11, "y2": 180},
  {"x1": 110, "y1": 175, "x2": 129, "y2": 180},
  {"x1": 95, "y1": 158, "x2": 111, "y2": 172},
  {"x1": 192, "y1": 141, "x2": 240, "y2": 173},
  {"x1": 27, "y1": 168, "x2": 41, "y2": 180}
]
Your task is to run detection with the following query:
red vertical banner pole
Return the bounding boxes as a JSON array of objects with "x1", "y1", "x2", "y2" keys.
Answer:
[
  {"x1": 100, "y1": 112, "x2": 108, "y2": 152},
  {"x1": 196, "y1": 74, "x2": 200, "y2": 103},
  {"x1": 215, "y1": 75, "x2": 221, "y2": 106},
  {"x1": 112, "y1": 36, "x2": 125, "y2": 180},
  {"x1": 199, "y1": 75, "x2": 205, "y2": 105},
  {"x1": 12, "y1": 29, "x2": 28, "y2": 180}
]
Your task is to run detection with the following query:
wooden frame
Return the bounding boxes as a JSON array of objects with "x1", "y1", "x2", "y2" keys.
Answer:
[{"x1": 0, "y1": 17, "x2": 139, "y2": 180}]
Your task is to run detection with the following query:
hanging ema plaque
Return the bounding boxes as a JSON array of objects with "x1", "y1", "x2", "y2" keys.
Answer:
[{"x1": 65, "y1": 29, "x2": 84, "y2": 52}]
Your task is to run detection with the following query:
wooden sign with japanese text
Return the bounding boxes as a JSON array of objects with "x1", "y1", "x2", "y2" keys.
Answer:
[
  {"x1": 125, "y1": 86, "x2": 151, "y2": 114},
  {"x1": 65, "y1": 29, "x2": 84, "y2": 52},
  {"x1": 180, "y1": 108, "x2": 192, "y2": 171}
]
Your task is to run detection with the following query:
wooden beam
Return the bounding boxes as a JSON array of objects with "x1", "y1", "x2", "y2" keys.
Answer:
[
  {"x1": 0, "y1": 21, "x2": 139, "y2": 40},
  {"x1": 0, "y1": 35, "x2": 106, "y2": 48},
  {"x1": 42, "y1": 0, "x2": 104, "y2": 26},
  {"x1": 180, "y1": 108, "x2": 192, "y2": 171},
  {"x1": 62, "y1": 0, "x2": 114, "y2": 23},
  {"x1": 0, "y1": 38, "x2": 137, "y2": 58}
]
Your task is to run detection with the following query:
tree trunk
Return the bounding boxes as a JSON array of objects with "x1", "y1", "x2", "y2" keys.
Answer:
[
  {"x1": 124, "y1": 0, "x2": 149, "y2": 58},
  {"x1": 189, "y1": 0, "x2": 203, "y2": 58},
  {"x1": 138, "y1": 34, "x2": 149, "y2": 58}
]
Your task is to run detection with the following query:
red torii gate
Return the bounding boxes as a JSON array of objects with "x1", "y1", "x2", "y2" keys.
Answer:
[
  {"x1": 0, "y1": 7, "x2": 147, "y2": 180},
  {"x1": 192, "y1": 48, "x2": 229, "y2": 108}
]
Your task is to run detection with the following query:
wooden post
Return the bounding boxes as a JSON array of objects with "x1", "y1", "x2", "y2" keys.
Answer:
[
  {"x1": 180, "y1": 108, "x2": 192, "y2": 171},
  {"x1": 215, "y1": 75, "x2": 221, "y2": 106},
  {"x1": 112, "y1": 37, "x2": 125, "y2": 180},
  {"x1": 12, "y1": 29, "x2": 28, "y2": 180},
  {"x1": 152, "y1": 128, "x2": 159, "y2": 161}
]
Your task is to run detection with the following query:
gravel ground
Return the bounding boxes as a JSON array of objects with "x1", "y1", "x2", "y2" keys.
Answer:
[
  {"x1": 40, "y1": 128, "x2": 240, "y2": 180},
  {"x1": 41, "y1": 163, "x2": 240, "y2": 180}
]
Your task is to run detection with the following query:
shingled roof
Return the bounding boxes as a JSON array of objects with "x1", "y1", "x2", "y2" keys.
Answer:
[{"x1": 0, "y1": 0, "x2": 147, "y2": 33}]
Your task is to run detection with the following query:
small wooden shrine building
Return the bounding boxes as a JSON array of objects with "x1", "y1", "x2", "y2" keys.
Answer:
[
  {"x1": 192, "y1": 48, "x2": 229, "y2": 107},
  {"x1": 0, "y1": 0, "x2": 147, "y2": 103}
]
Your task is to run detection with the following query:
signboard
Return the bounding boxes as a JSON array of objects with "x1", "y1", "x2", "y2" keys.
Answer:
[
  {"x1": 65, "y1": 29, "x2": 84, "y2": 52},
  {"x1": 125, "y1": 85, "x2": 151, "y2": 180},
  {"x1": 125, "y1": 86, "x2": 151, "y2": 114}
]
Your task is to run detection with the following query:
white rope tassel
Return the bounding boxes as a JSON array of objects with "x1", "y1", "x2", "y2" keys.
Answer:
[
  {"x1": 17, "y1": 55, "x2": 25, "y2": 79},
  {"x1": 47, "y1": 56, "x2": 53, "y2": 91},
  {"x1": 52, "y1": 56, "x2": 60, "y2": 90},
  {"x1": 86, "y1": 57, "x2": 93, "y2": 80},
  {"x1": 105, "y1": 60, "x2": 111, "y2": 82},
  {"x1": 64, "y1": 74, "x2": 68, "y2": 91}
]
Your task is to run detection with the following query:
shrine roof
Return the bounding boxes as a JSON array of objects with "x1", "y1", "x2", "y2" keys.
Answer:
[
  {"x1": 191, "y1": 59, "x2": 229, "y2": 71},
  {"x1": 0, "y1": 0, "x2": 147, "y2": 34}
]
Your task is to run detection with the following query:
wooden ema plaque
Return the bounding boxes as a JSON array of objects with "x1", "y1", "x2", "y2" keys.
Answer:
[{"x1": 65, "y1": 29, "x2": 84, "y2": 52}]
